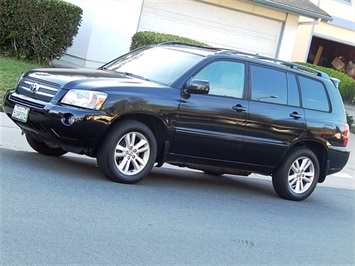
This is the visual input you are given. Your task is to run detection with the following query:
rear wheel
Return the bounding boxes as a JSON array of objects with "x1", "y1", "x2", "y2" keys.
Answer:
[
  {"x1": 272, "y1": 147, "x2": 319, "y2": 201},
  {"x1": 25, "y1": 133, "x2": 67, "y2": 156},
  {"x1": 97, "y1": 120, "x2": 157, "y2": 184}
]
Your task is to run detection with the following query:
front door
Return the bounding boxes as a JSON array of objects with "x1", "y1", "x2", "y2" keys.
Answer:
[{"x1": 172, "y1": 60, "x2": 248, "y2": 164}]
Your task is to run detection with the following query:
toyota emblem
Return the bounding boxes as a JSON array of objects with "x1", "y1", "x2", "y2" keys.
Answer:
[{"x1": 29, "y1": 83, "x2": 40, "y2": 93}]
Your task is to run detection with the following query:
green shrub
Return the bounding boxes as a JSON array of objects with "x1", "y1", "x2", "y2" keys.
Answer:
[
  {"x1": 0, "y1": 0, "x2": 82, "y2": 63},
  {"x1": 296, "y1": 62, "x2": 355, "y2": 102},
  {"x1": 130, "y1": 31, "x2": 209, "y2": 50}
]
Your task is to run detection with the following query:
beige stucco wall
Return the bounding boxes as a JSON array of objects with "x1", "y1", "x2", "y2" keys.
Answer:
[
  {"x1": 61, "y1": 0, "x2": 329, "y2": 67},
  {"x1": 292, "y1": 0, "x2": 355, "y2": 62},
  {"x1": 201, "y1": 0, "x2": 302, "y2": 60},
  {"x1": 316, "y1": 22, "x2": 355, "y2": 44},
  {"x1": 291, "y1": 18, "x2": 317, "y2": 62},
  {"x1": 278, "y1": 14, "x2": 299, "y2": 60},
  {"x1": 201, "y1": 0, "x2": 286, "y2": 20},
  {"x1": 292, "y1": 21, "x2": 354, "y2": 63},
  {"x1": 315, "y1": 0, "x2": 355, "y2": 22}
]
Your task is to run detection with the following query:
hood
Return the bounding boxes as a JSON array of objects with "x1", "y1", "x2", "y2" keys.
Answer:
[{"x1": 25, "y1": 68, "x2": 156, "y2": 89}]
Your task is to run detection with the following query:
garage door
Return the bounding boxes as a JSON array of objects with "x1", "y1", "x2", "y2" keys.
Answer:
[{"x1": 138, "y1": 0, "x2": 283, "y2": 57}]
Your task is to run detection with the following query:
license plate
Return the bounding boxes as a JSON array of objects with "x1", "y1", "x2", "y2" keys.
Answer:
[{"x1": 12, "y1": 104, "x2": 30, "y2": 122}]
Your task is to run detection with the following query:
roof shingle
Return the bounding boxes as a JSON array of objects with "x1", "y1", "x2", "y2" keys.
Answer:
[{"x1": 247, "y1": 0, "x2": 332, "y2": 21}]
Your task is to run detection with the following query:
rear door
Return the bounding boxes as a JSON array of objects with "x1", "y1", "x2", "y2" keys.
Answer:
[{"x1": 239, "y1": 65, "x2": 306, "y2": 169}]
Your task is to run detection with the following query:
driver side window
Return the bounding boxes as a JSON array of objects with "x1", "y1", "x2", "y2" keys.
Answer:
[{"x1": 193, "y1": 61, "x2": 245, "y2": 98}]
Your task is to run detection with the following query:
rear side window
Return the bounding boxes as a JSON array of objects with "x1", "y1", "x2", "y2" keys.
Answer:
[
  {"x1": 298, "y1": 76, "x2": 329, "y2": 112},
  {"x1": 251, "y1": 65, "x2": 287, "y2": 104}
]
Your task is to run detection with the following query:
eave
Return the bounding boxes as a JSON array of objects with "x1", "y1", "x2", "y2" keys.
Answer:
[{"x1": 245, "y1": 0, "x2": 332, "y2": 21}]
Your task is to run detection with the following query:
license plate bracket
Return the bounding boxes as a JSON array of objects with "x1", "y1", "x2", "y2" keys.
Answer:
[{"x1": 12, "y1": 104, "x2": 30, "y2": 123}]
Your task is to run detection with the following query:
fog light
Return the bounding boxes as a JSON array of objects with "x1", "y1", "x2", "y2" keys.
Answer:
[
  {"x1": 68, "y1": 115, "x2": 75, "y2": 125},
  {"x1": 61, "y1": 113, "x2": 75, "y2": 126}
]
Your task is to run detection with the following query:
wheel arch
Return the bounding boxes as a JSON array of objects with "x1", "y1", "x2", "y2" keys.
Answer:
[
  {"x1": 95, "y1": 112, "x2": 171, "y2": 165},
  {"x1": 280, "y1": 140, "x2": 328, "y2": 183}
]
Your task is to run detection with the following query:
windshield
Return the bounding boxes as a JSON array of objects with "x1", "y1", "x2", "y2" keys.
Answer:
[{"x1": 104, "y1": 47, "x2": 204, "y2": 85}]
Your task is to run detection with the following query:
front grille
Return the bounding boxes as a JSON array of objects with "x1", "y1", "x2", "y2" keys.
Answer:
[
  {"x1": 9, "y1": 94, "x2": 45, "y2": 109},
  {"x1": 17, "y1": 77, "x2": 60, "y2": 102}
]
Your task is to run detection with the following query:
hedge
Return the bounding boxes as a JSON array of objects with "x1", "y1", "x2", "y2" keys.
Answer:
[
  {"x1": 130, "y1": 31, "x2": 209, "y2": 51},
  {"x1": 0, "y1": 0, "x2": 82, "y2": 63},
  {"x1": 296, "y1": 62, "x2": 355, "y2": 102}
]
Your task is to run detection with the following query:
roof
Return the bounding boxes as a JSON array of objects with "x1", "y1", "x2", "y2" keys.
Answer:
[
  {"x1": 246, "y1": 0, "x2": 332, "y2": 21},
  {"x1": 158, "y1": 43, "x2": 330, "y2": 78}
]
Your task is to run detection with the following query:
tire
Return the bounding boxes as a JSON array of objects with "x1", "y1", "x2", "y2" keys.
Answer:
[
  {"x1": 97, "y1": 120, "x2": 157, "y2": 184},
  {"x1": 272, "y1": 147, "x2": 319, "y2": 201},
  {"x1": 25, "y1": 133, "x2": 67, "y2": 156}
]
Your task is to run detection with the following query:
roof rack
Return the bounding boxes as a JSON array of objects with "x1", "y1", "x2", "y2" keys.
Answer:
[
  {"x1": 158, "y1": 41, "x2": 200, "y2": 46},
  {"x1": 157, "y1": 42, "x2": 219, "y2": 51},
  {"x1": 218, "y1": 50, "x2": 329, "y2": 78},
  {"x1": 157, "y1": 43, "x2": 329, "y2": 78}
]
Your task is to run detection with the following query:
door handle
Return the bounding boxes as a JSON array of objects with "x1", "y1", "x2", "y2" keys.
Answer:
[
  {"x1": 232, "y1": 104, "x2": 246, "y2": 112},
  {"x1": 289, "y1": 112, "x2": 302, "y2": 119}
]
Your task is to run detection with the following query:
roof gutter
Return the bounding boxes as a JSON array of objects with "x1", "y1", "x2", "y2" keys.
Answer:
[
  {"x1": 298, "y1": 18, "x2": 321, "y2": 26},
  {"x1": 246, "y1": 0, "x2": 332, "y2": 21}
]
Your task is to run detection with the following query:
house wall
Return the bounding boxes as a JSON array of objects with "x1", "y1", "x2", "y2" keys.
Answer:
[
  {"x1": 292, "y1": 0, "x2": 355, "y2": 62},
  {"x1": 138, "y1": 0, "x2": 285, "y2": 58},
  {"x1": 59, "y1": 0, "x2": 308, "y2": 68},
  {"x1": 318, "y1": 0, "x2": 354, "y2": 23},
  {"x1": 292, "y1": 18, "x2": 318, "y2": 62},
  {"x1": 278, "y1": 13, "x2": 299, "y2": 60},
  {"x1": 201, "y1": 0, "x2": 286, "y2": 20},
  {"x1": 315, "y1": 22, "x2": 354, "y2": 45},
  {"x1": 61, "y1": 0, "x2": 143, "y2": 68},
  {"x1": 200, "y1": 0, "x2": 300, "y2": 60}
]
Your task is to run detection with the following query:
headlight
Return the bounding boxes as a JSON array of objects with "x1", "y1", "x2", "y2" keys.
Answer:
[{"x1": 61, "y1": 90, "x2": 108, "y2": 110}]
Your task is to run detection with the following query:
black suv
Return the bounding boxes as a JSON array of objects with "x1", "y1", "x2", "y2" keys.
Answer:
[{"x1": 3, "y1": 43, "x2": 350, "y2": 201}]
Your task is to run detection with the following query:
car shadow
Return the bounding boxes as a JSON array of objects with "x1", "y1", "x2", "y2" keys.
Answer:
[
  {"x1": 3, "y1": 148, "x2": 277, "y2": 200},
  {"x1": 146, "y1": 165, "x2": 277, "y2": 199}
]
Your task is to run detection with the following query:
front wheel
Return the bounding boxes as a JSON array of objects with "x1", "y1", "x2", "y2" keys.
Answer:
[
  {"x1": 272, "y1": 148, "x2": 319, "y2": 201},
  {"x1": 25, "y1": 133, "x2": 67, "y2": 156},
  {"x1": 97, "y1": 120, "x2": 157, "y2": 184}
]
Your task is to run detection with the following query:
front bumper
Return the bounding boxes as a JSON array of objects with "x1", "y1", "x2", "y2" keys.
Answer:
[{"x1": 3, "y1": 90, "x2": 112, "y2": 155}]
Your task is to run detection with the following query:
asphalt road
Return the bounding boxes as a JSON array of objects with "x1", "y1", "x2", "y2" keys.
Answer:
[{"x1": 1, "y1": 112, "x2": 354, "y2": 265}]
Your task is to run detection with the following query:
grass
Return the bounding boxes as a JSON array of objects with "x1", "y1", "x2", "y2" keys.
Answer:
[{"x1": 0, "y1": 56, "x2": 41, "y2": 107}]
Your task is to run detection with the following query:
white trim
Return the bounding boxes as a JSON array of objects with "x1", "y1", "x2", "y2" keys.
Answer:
[{"x1": 313, "y1": 33, "x2": 355, "y2": 47}]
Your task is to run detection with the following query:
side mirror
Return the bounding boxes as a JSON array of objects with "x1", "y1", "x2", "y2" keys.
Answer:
[{"x1": 186, "y1": 79, "x2": 209, "y2": 95}]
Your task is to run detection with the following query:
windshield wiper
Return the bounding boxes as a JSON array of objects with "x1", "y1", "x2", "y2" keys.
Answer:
[{"x1": 115, "y1": 71, "x2": 150, "y2": 82}]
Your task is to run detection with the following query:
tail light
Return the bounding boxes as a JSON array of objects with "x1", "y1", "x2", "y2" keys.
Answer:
[{"x1": 343, "y1": 123, "x2": 349, "y2": 147}]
